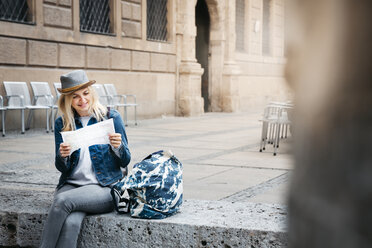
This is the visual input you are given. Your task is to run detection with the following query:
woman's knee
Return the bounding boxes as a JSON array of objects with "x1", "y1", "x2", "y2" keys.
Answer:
[
  {"x1": 52, "y1": 193, "x2": 72, "y2": 213},
  {"x1": 63, "y1": 213, "x2": 84, "y2": 231}
]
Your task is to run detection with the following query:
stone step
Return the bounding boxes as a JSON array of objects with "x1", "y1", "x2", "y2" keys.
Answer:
[{"x1": 0, "y1": 189, "x2": 287, "y2": 247}]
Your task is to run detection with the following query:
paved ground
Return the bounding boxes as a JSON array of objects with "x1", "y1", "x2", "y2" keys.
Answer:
[{"x1": 0, "y1": 111, "x2": 293, "y2": 205}]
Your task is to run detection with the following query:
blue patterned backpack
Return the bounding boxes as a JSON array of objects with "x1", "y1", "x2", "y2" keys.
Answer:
[{"x1": 111, "y1": 150, "x2": 183, "y2": 219}]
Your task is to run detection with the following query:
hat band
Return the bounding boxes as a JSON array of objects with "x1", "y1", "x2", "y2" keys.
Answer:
[{"x1": 59, "y1": 80, "x2": 95, "y2": 94}]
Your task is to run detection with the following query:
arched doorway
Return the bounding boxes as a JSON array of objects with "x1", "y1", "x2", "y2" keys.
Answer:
[{"x1": 195, "y1": 0, "x2": 210, "y2": 112}]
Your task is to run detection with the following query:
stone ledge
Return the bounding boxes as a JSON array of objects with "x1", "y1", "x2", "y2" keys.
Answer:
[{"x1": 0, "y1": 189, "x2": 287, "y2": 247}]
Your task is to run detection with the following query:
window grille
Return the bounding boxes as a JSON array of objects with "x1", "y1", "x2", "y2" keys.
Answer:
[
  {"x1": 262, "y1": 0, "x2": 271, "y2": 55},
  {"x1": 147, "y1": 0, "x2": 168, "y2": 42},
  {"x1": 0, "y1": 0, "x2": 32, "y2": 24},
  {"x1": 235, "y1": 0, "x2": 245, "y2": 51},
  {"x1": 80, "y1": 0, "x2": 112, "y2": 35}
]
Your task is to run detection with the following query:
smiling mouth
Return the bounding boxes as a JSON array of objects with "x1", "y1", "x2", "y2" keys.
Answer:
[{"x1": 79, "y1": 103, "x2": 88, "y2": 108}]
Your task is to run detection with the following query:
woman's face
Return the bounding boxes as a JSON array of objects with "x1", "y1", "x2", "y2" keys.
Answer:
[{"x1": 71, "y1": 87, "x2": 92, "y2": 116}]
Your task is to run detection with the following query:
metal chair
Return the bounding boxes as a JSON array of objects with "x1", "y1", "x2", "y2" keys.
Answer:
[
  {"x1": 92, "y1": 84, "x2": 114, "y2": 108},
  {"x1": 30, "y1": 82, "x2": 57, "y2": 132},
  {"x1": 259, "y1": 102, "x2": 293, "y2": 155},
  {"x1": 104, "y1": 83, "x2": 138, "y2": 126},
  {"x1": 0, "y1": 95, "x2": 6, "y2": 136},
  {"x1": 51, "y1": 82, "x2": 62, "y2": 131},
  {"x1": 3, "y1": 81, "x2": 50, "y2": 134},
  {"x1": 53, "y1": 82, "x2": 61, "y2": 99}
]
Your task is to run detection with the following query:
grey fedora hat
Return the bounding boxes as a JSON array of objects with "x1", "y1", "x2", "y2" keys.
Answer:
[{"x1": 58, "y1": 70, "x2": 96, "y2": 94}]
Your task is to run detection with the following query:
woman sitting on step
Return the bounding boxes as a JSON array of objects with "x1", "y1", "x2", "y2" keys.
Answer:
[{"x1": 40, "y1": 70, "x2": 131, "y2": 248}]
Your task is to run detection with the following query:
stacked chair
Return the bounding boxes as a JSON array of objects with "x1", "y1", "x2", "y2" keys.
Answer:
[
  {"x1": 104, "y1": 84, "x2": 138, "y2": 126},
  {"x1": 1, "y1": 81, "x2": 139, "y2": 135},
  {"x1": 93, "y1": 84, "x2": 138, "y2": 126},
  {"x1": 92, "y1": 84, "x2": 115, "y2": 108},
  {"x1": 30, "y1": 82, "x2": 57, "y2": 132},
  {"x1": 3, "y1": 81, "x2": 51, "y2": 134},
  {"x1": 0, "y1": 95, "x2": 6, "y2": 136},
  {"x1": 51, "y1": 83, "x2": 62, "y2": 131},
  {"x1": 259, "y1": 101, "x2": 293, "y2": 156}
]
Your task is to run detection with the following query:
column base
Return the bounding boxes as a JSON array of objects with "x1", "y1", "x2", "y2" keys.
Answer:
[{"x1": 177, "y1": 62, "x2": 204, "y2": 116}]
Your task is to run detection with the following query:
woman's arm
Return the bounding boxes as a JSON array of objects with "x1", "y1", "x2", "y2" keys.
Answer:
[
  {"x1": 110, "y1": 110, "x2": 131, "y2": 168},
  {"x1": 54, "y1": 117, "x2": 73, "y2": 173}
]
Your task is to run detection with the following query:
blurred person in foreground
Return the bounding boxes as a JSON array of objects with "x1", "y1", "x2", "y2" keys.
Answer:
[
  {"x1": 40, "y1": 70, "x2": 131, "y2": 248},
  {"x1": 286, "y1": 0, "x2": 372, "y2": 247}
]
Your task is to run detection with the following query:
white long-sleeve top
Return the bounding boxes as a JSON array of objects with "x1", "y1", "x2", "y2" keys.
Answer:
[
  {"x1": 66, "y1": 116, "x2": 123, "y2": 186},
  {"x1": 66, "y1": 116, "x2": 99, "y2": 185}
]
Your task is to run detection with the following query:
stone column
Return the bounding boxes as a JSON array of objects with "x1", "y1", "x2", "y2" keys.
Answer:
[
  {"x1": 222, "y1": 63, "x2": 240, "y2": 112},
  {"x1": 207, "y1": 0, "x2": 225, "y2": 112},
  {"x1": 208, "y1": 38, "x2": 224, "y2": 112},
  {"x1": 178, "y1": 62, "x2": 204, "y2": 116},
  {"x1": 222, "y1": 0, "x2": 240, "y2": 112},
  {"x1": 176, "y1": 0, "x2": 204, "y2": 116}
]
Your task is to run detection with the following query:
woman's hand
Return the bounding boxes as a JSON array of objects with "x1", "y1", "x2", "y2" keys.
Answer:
[
  {"x1": 59, "y1": 143, "x2": 71, "y2": 158},
  {"x1": 109, "y1": 133, "x2": 122, "y2": 149}
]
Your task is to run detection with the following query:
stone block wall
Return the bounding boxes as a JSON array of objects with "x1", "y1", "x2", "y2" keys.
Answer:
[
  {"x1": 132, "y1": 51, "x2": 150, "y2": 71},
  {"x1": 0, "y1": 38, "x2": 176, "y2": 73},
  {"x1": 242, "y1": 0, "x2": 286, "y2": 56},
  {"x1": 28, "y1": 41, "x2": 58, "y2": 66},
  {"x1": 272, "y1": 0, "x2": 285, "y2": 57},
  {"x1": 87, "y1": 47, "x2": 111, "y2": 69},
  {"x1": 111, "y1": 49, "x2": 131, "y2": 70},
  {"x1": 237, "y1": 56, "x2": 291, "y2": 111},
  {"x1": 0, "y1": 0, "x2": 176, "y2": 130},
  {"x1": 43, "y1": 0, "x2": 72, "y2": 29},
  {"x1": 0, "y1": 34, "x2": 177, "y2": 128},
  {"x1": 59, "y1": 44, "x2": 85, "y2": 68},
  {"x1": 0, "y1": 0, "x2": 289, "y2": 130},
  {"x1": 236, "y1": 0, "x2": 291, "y2": 111},
  {"x1": 249, "y1": 0, "x2": 263, "y2": 55},
  {"x1": 0, "y1": 37, "x2": 26, "y2": 65},
  {"x1": 121, "y1": 0, "x2": 142, "y2": 38}
]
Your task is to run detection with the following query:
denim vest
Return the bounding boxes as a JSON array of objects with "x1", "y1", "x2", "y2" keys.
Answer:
[{"x1": 54, "y1": 109, "x2": 131, "y2": 189}]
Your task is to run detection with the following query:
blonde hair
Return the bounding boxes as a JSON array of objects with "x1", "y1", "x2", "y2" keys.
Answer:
[{"x1": 58, "y1": 86, "x2": 107, "y2": 131}]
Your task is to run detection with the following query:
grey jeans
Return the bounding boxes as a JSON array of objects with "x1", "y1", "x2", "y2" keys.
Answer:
[{"x1": 40, "y1": 183, "x2": 114, "y2": 248}]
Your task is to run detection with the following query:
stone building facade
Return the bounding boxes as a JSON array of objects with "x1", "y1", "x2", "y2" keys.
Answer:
[{"x1": 0, "y1": 0, "x2": 290, "y2": 129}]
